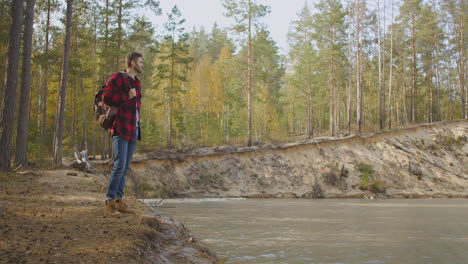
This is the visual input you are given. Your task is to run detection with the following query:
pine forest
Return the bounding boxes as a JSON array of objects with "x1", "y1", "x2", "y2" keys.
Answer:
[{"x1": 0, "y1": 0, "x2": 466, "y2": 169}]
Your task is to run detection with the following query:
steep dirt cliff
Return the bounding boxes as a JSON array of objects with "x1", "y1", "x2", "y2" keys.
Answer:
[{"x1": 129, "y1": 120, "x2": 467, "y2": 199}]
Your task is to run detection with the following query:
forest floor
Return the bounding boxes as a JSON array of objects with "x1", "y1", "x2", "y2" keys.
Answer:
[{"x1": 0, "y1": 169, "x2": 219, "y2": 264}]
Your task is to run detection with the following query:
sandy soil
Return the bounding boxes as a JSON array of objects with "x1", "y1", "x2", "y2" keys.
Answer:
[
  {"x1": 123, "y1": 120, "x2": 468, "y2": 199},
  {"x1": 0, "y1": 170, "x2": 219, "y2": 264}
]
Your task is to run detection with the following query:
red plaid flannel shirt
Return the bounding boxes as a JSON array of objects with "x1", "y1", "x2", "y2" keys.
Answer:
[{"x1": 102, "y1": 71, "x2": 142, "y2": 142}]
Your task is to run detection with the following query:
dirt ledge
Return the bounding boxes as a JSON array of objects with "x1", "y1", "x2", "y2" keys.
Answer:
[{"x1": 0, "y1": 170, "x2": 219, "y2": 264}]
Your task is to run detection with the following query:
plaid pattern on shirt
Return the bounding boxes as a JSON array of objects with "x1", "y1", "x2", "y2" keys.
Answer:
[{"x1": 102, "y1": 71, "x2": 142, "y2": 142}]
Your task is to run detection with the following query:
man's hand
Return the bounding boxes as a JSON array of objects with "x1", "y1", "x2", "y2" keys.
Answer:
[{"x1": 129, "y1": 88, "x2": 136, "y2": 99}]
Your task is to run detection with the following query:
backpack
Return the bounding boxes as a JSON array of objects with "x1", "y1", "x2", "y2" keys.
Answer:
[
  {"x1": 93, "y1": 85, "x2": 118, "y2": 130},
  {"x1": 94, "y1": 73, "x2": 133, "y2": 130}
]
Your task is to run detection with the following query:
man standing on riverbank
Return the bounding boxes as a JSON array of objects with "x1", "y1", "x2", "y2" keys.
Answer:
[{"x1": 103, "y1": 52, "x2": 143, "y2": 216}]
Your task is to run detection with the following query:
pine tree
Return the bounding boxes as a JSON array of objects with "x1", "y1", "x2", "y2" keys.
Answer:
[
  {"x1": 15, "y1": 0, "x2": 37, "y2": 166},
  {"x1": 387, "y1": 0, "x2": 395, "y2": 129},
  {"x1": 377, "y1": 0, "x2": 385, "y2": 130},
  {"x1": 312, "y1": 0, "x2": 347, "y2": 136},
  {"x1": 398, "y1": 0, "x2": 423, "y2": 123},
  {"x1": 53, "y1": 0, "x2": 74, "y2": 166},
  {"x1": 288, "y1": 2, "x2": 317, "y2": 138},
  {"x1": 39, "y1": 0, "x2": 56, "y2": 150},
  {"x1": 0, "y1": 1, "x2": 13, "y2": 93},
  {"x1": 441, "y1": 0, "x2": 465, "y2": 119},
  {"x1": 251, "y1": 29, "x2": 285, "y2": 142},
  {"x1": 418, "y1": 3, "x2": 443, "y2": 123},
  {"x1": 207, "y1": 23, "x2": 234, "y2": 62},
  {"x1": 155, "y1": 5, "x2": 192, "y2": 147},
  {"x1": 189, "y1": 27, "x2": 209, "y2": 63},
  {"x1": 222, "y1": 0, "x2": 270, "y2": 146},
  {"x1": 0, "y1": 0, "x2": 24, "y2": 171}
]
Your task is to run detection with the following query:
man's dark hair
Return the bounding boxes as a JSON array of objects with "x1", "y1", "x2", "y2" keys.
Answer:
[{"x1": 126, "y1": 52, "x2": 142, "y2": 68}]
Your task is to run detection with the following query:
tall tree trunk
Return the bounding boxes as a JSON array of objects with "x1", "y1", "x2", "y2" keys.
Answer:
[
  {"x1": 387, "y1": 0, "x2": 394, "y2": 129},
  {"x1": 307, "y1": 86, "x2": 313, "y2": 138},
  {"x1": 434, "y1": 42, "x2": 441, "y2": 121},
  {"x1": 335, "y1": 56, "x2": 340, "y2": 137},
  {"x1": 381, "y1": 0, "x2": 386, "y2": 128},
  {"x1": 40, "y1": 0, "x2": 51, "y2": 149},
  {"x1": 92, "y1": 9, "x2": 98, "y2": 159},
  {"x1": 116, "y1": 0, "x2": 123, "y2": 72},
  {"x1": 104, "y1": 0, "x2": 109, "y2": 73},
  {"x1": 329, "y1": 23, "x2": 336, "y2": 137},
  {"x1": 71, "y1": 34, "x2": 80, "y2": 150},
  {"x1": 168, "y1": 42, "x2": 175, "y2": 147},
  {"x1": 80, "y1": 65, "x2": 88, "y2": 151},
  {"x1": 336, "y1": 78, "x2": 340, "y2": 136},
  {"x1": 347, "y1": 2, "x2": 352, "y2": 134},
  {"x1": 459, "y1": 0, "x2": 466, "y2": 119},
  {"x1": 377, "y1": 0, "x2": 384, "y2": 130},
  {"x1": 329, "y1": 47, "x2": 334, "y2": 136},
  {"x1": 102, "y1": 0, "x2": 110, "y2": 159},
  {"x1": 0, "y1": 0, "x2": 24, "y2": 171},
  {"x1": 247, "y1": 0, "x2": 253, "y2": 146},
  {"x1": 36, "y1": 69, "x2": 41, "y2": 128},
  {"x1": 403, "y1": 77, "x2": 409, "y2": 124},
  {"x1": 53, "y1": 0, "x2": 73, "y2": 166},
  {"x1": 164, "y1": 79, "x2": 169, "y2": 147},
  {"x1": 356, "y1": 0, "x2": 363, "y2": 134},
  {"x1": 428, "y1": 70, "x2": 433, "y2": 123},
  {"x1": 224, "y1": 103, "x2": 229, "y2": 144},
  {"x1": 100, "y1": 132, "x2": 106, "y2": 160},
  {"x1": 15, "y1": 0, "x2": 36, "y2": 166},
  {"x1": 411, "y1": 14, "x2": 417, "y2": 123},
  {"x1": 449, "y1": 83, "x2": 454, "y2": 119},
  {"x1": 70, "y1": 73, "x2": 75, "y2": 150}
]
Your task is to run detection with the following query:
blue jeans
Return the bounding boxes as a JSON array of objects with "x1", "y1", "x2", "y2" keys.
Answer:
[{"x1": 106, "y1": 130, "x2": 138, "y2": 200}]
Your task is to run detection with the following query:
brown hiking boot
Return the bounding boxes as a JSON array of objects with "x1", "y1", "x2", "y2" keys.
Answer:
[
  {"x1": 104, "y1": 200, "x2": 120, "y2": 217},
  {"x1": 116, "y1": 198, "x2": 136, "y2": 214}
]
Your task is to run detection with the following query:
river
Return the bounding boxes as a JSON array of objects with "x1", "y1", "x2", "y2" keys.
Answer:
[{"x1": 147, "y1": 198, "x2": 468, "y2": 264}]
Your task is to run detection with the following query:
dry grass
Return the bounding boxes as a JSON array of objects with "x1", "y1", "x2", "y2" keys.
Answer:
[
  {"x1": 0, "y1": 170, "x2": 152, "y2": 264},
  {"x1": 0, "y1": 170, "x2": 219, "y2": 264}
]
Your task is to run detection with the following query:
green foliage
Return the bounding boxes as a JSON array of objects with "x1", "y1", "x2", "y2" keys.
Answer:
[
  {"x1": 221, "y1": 0, "x2": 270, "y2": 35},
  {"x1": 286, "y1": 2, "x2": 322, "y2": 137},
  {"x1": 438, "y1": 135, "x2": 465, "y2": 151},
  {"x1": 356, "y1": 162, "x2": 373, "y2": 187},
  {"x1": 208, "y1": 23, "x2": 235, "y2": 61},
  {"x1": 0, "y1": 0, "x2": 466, "y2": 165},
  {"x1": 0, "y1": 0, "x2": 11, "y2": 92},
  {"x1": 250, "y1": 29, "x2": 286, "y2": 142},
  {"x1": 153, "y1": 5, "x2": 192, "y2": 147},
  {"x1": 356, "y1": 162, "x2": 383, "y2": 193}
]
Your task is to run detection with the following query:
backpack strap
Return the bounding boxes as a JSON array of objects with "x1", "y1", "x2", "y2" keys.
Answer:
[{"x1": 121, "y1": 72, "x2": 134, "y2": 90}]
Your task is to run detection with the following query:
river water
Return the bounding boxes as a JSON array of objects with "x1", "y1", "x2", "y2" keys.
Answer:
[{"x1": 148, "y1": 198, "x2": 468, "y2": 264}]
